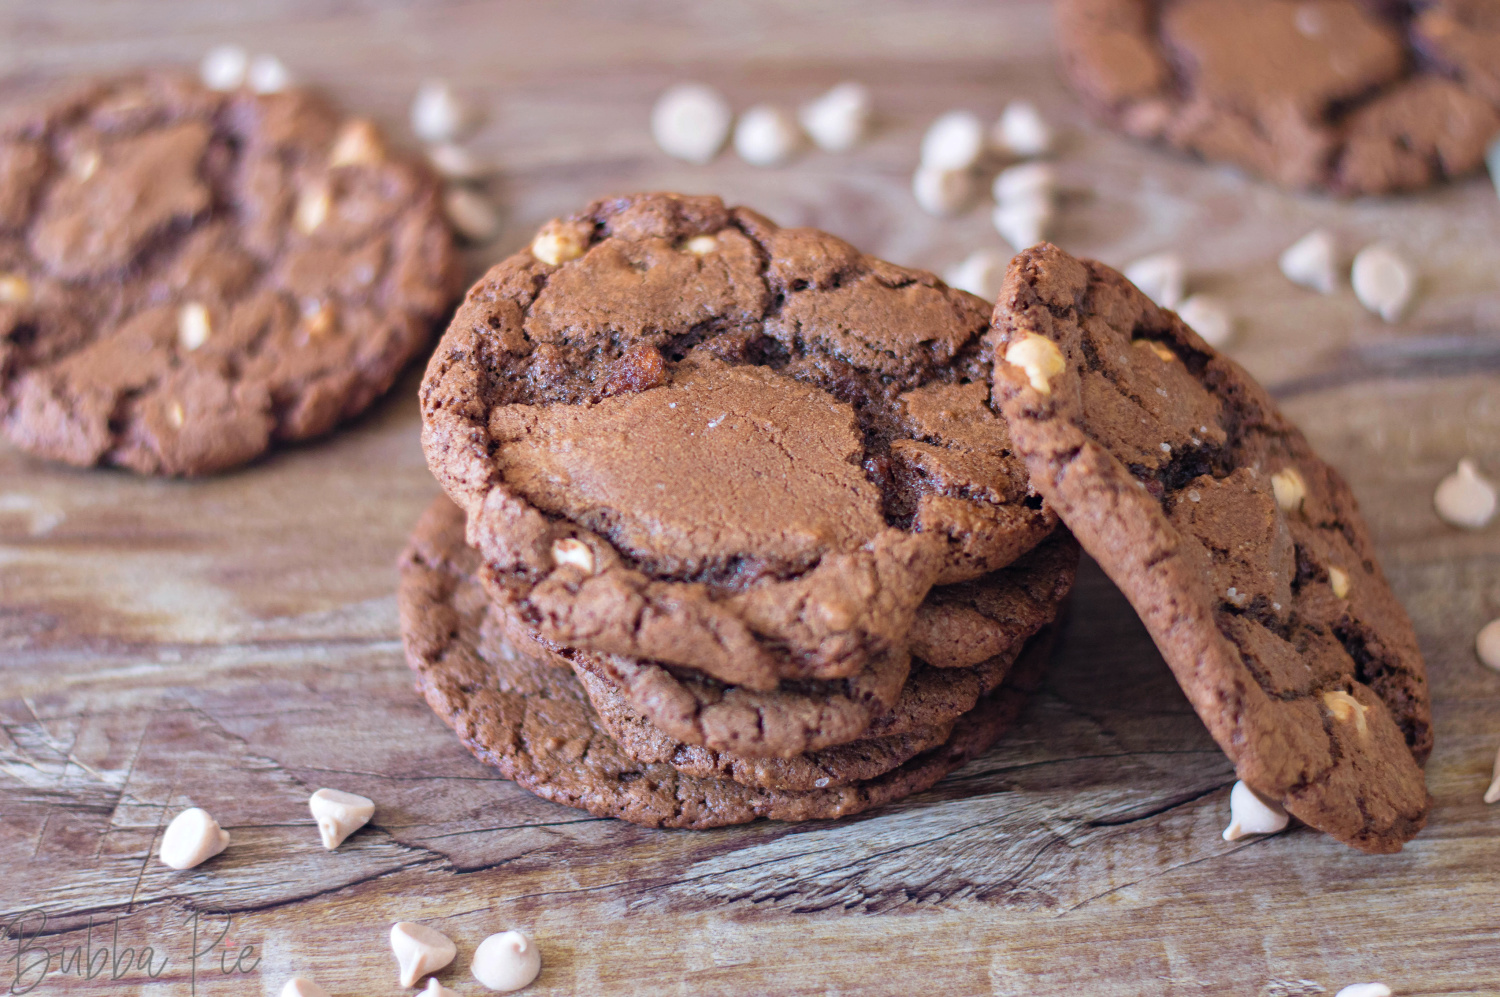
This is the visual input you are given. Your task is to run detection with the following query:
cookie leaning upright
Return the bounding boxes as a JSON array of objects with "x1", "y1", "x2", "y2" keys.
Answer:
[
  {"x1": 0, "y1": 72, "x2": 462, "y2": 475},
  {"x1": 420, "y1": 192, "x2": 1054, "y2": 692},
  {"x1": 988, "y1": 244, "x2": 1432, "y2": 853}
]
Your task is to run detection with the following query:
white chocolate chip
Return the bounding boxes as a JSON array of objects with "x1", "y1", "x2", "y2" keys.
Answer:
[
  {"x1": 302, "y1": 299, "x2": 336, "y2": 338},
  {"x1": 168, "y1": 401, "x2": 186, "y2": 429},
  {"x1": 551, "y1": 537, "x2": 595, "y2": 574},
  {"x1": 992, "y1": 161, "x2": 1057, "y2": 204},
  {"x1": 651, "y1": 83, "x2": 732, "y2": 165},
  {"x1": 684, "y1": 234, "x2": 717, "y2": 256},
  {"x1": 1176, "y1": 294, "x2": 1235, "y2": 348},
  {"x1": 1123, "y1": 251, "x2": 1186, "y2": 310},
  {"x1": 1323, "y1": 689, "x2": 1367, "y2": 734},
  {"x1": 426, "y1": 143, "x2": 493, "y2": 181},
  {"x1": 0, "y1": 272, "x2": 32, "y2": 304},
  {"x1": 308, "y1": 788, "x2": 373, "y2": 850},
  {"x1": 1434, "y1": 459, "x2": 1497, "y2": 529},
  {"x1": 295, "y1": 186, "x2": 331, "y2": 235},
  {"x1": 1221, "y1": 780, "x2": 1288, "y2": 840},
  {"x1": 530, "y1": 220, "x2": 590, "y2": 266},
  {"x1": 281, "y1": 978, "x2": 332, "y2": 997},
  {"x1": 200, "y1": 45, "x2": 249, "y2": 91},
  {"x1": 177, "y1": 301, "x2": 211, "y2": 351},
  {"x1": 733, "y1": 104, "x2": 802, "y2": 167},
  {"x1": 1476, "y1": 618, "x2": 1500, "y2": 673},
  {"x1": 1351, "y1": 242, "x2": 1415, "y2": 322},
  {"x1": 330, "y1": 119, "x2": 386, "y2": 167},
  {"x1": 1131, "y1": 338, "x2": 1176, "y2": 363},
  {"x1": 444, "y1": 186, "x2": 500, "y2": 243},
  {"x1": 1271, "y1": 467, "x2": 1307, "y2": 513},
  {"x1": 920, "y1": 110, "x2": 985, "y2": 171},
  {"x1": 471, "y1": 930, "x2": 541, "y2": 992},
  {"x1": 1334, "y1": 985, "x2": 1392, "y2": 997},
  {"x1": 1485, "y1": 743, "x2": 1500, "y2": 804},
  {"x1": 912, "y1": 165, "x2": 976, "y2": 217},
  {"x1": 992, "y1": 196, "x2": 1052, "y2": 251},
  {"x1": 798, "y1": 82, "x2": 871, "y2": 152},
  {"x1": 391, "y1": 922, "x2": 457, "y2": 989},
  {"x1": 412, "y1": 81, "x2": 475, "y2": 145},
  {"x1": 1004, "y1": 333, "x2": 1066, "y2": 394},
  {"x1": 247, "y1": 54, "x2": 293, "y2": 94},
  {"x1": 159, "y1": 807, "x2": 230, "y2": 870},
  {"x1": 1279, "y1": 228, "x2": 1338, "y2": 294},
  {"x1": 944, "y1": 249, "x2": 1009, "y2": 301},
  {"x1": 72, "y1": 149, "x2": 100, "y2": 181},
  {"x1": 423, "y1": 980, "x2": 462, "y2": 997},
  {"x1": 1329, "y1": 566, "x2": 1351, "y2": 600},
  {"x1": 991, "y1": 100, "x2": 1053, "y2": 158}
]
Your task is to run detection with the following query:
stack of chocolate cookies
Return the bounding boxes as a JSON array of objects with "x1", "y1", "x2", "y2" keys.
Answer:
[
  {"x1": 401, "y1": 192, "x2": 1434, "y2": 852},
  {"x1": 399, "y1": 192, "x2": 1079, "y2": 829}
]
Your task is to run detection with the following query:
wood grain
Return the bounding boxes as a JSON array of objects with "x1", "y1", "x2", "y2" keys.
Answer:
[{"x1": 3, "y1": 2, "x2": 1500, "y2": 995}]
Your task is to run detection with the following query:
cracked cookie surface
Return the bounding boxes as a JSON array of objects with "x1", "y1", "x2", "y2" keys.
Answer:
[
  {"x1": 530, "y1": 530, "x2": 1076, "y2": 760},
  {"x1": 1056, "y1": 0, "x2": 1500, "y2": 194},
  {"x1": 989, "y1": 243, "x2": 1431, "y2": 853},
  {"x1": 398, "y1": 495, "x2": 1047, "y2": 829},
  {"x1": 0, "y1": 72, "x2": 460, "y2": 475},
  {"x1": 420, "y1": 192, "x2": 1054, "y2": 692}
]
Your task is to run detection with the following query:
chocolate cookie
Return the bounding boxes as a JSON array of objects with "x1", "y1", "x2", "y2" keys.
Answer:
[
  {"x1": 989, "y1": 243, "x2": 1431, "y2": 853},
  {"x1": 1055, "y1": 0, "x2": 1500, "y2": 194},
  {"x1": 419, "y1": 192, "x2": 1054, "y2": 693},
  {"x1": 398, "y1": 496, "x2": 1047, "y2": 829},
  {"x1": 548, "y1": 532, "x2": 1077, "y2": 759},
  {"x1": 0, "y1": 72, "x2": 460, "y2": 475}
]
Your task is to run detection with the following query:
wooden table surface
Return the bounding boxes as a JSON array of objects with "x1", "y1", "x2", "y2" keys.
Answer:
[{"x1": 4, "y1": 2, "x2": 1499, "y2": 995}]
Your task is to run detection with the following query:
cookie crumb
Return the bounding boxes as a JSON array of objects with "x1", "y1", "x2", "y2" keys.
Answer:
[
  {"x1": 733, "y1": 104, "x2": 802, "y2": 167},
  {"x1": 550, "y1": 537, "x2": 595, "y2": 575},
  {"x1": 1004, "y1": 332, "x2": 1066, "y2": 394},
  {"x1": 1222, "y1": 780, "x2": 1288, "y2": 840},
  {"x1": 177, "y1": 302, "x2": 211, "y2": 351},
  {"x1": 308, "y1": 788, "x2": 373, "y2": 849},
  {"x1": 200, "y1": 45, "x2": 249, "y2": 92},
  {"x1": 913, "y1": 164, "x2": 976, "y2": 216},
  {"x1": 991, "y1": 100, "x2": 1053, "y2": 158},
  {"x1": 530, "y1": 219, "x2": 590, "y2": 265},
  {"x1": 471, "y1": 931, "x2": 541, "y2": 993},
  {"x1": 1123, "y1": 251, "x2": 1185, "y2": 309},
  {"x1": 158, "y1": 807, "x2": 230, "y2": 870},
  {"x1": 1434, "y1": 459, "x2": 1497, "y2": 529},
  {"x1": 1351, "y1": 242, "x2": 1414, "y2": 322},
  {"x1": 1271, "y1": 467, "x2": 1307, "y2": 513},
  {"x1": 1177, "y1": 294, "x2": 1234, "y2": 348},
  {"x1": 412, "y1": 80, "x2": 475, "y2": 145},
  {"x1": 651, "y1": 83, "x2": 732, "y2": 164},
  {"x1": 799, "y1": 82, "x2": 871, "y2": 152},
  {"x1": 921, "y1": 110, "x2": 985, "y2": 171},
  {"x1": 391, "y1": 922, "x2": 457, "y2": 988},
  {"x1": 1280, "y1": 229, "x2": 1339, "y2": 295},
  {"x1": 1477, "y1": 618, "x2": 1500, "y2": 673}
]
